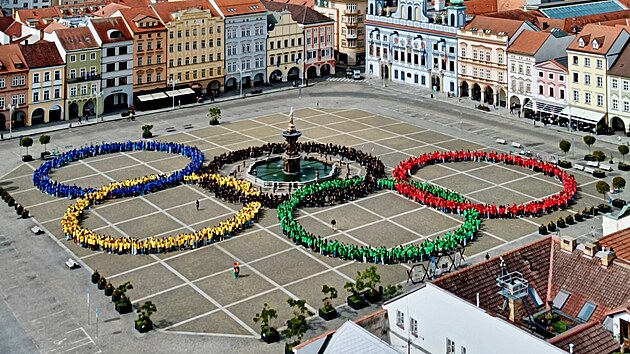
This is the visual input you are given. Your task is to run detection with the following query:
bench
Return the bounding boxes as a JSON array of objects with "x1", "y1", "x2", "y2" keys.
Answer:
[
  {"x1": 65, "y1": 258, "x2": 79, "y2": 270},
  {"x1": 586, "y1": 161, "x2": 599, "y2": 168},
  {"x1": 183, "y1": 124, "x2": 193, "y2": 129},
  {"x1": 165, "y1": 127, "x2": 176, "y2": 132},
  {"x1": 584, "y1": 167, "x2": 595, "y2": 174},
  {"x1": 496, "y1": 138, "x2": 506, "y2": 145},
  {"x1": 574, "y1": 164, "x2": 585, "y2": 171},
  {"x1": 511, "y1": 142, "x2": 522, "y2": 149},
  {"x1": 31, "y1": 226, "x2": 43, "y2": 235},
  {"x1": 600, "y1": 164, "x2": 612, "y2": 171}
]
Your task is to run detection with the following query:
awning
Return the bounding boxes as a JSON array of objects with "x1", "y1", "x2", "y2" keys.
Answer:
[
  {"x1": 524, "y1": 100, "x2": 565, "y2": 116},
  {"x1": 166, "y1": 89, "x2": 183, "y2": 97},
  {"x1": 151, "y1": 92, "x2": 168, "y2": 99},
  {"x1": 137, "y1": 94, "x2": 156, "y2": 102},
  {"x1": 179, "y1": 88, "x2": 195, "y2": 95},
  {"x1": 559, "y1": 106, "x2": 605, "y2": 124}
]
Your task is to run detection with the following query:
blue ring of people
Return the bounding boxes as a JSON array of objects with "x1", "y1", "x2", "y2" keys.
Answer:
[{"x1": 32, "y1": 140, "x2": 205, "y2": 199}]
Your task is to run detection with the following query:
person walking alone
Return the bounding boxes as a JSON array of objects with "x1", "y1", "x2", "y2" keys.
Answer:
[
  {"x1": 233, "y1": 262, "x2": 240, "y2": 279},
  {"x1": 331, "y1": 219, "x2": 337, "y2": 231},
  {"x1": 195, "y1": 200, "x2": 200, "y2": 211}
]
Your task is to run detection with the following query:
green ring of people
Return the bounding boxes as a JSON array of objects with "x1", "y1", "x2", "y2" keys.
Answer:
[{"x1": 277, "y1": 177, "x2": 482, "y2": 265}]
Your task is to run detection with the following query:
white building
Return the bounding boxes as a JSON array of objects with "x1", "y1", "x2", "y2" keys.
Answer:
[{"x1": 607, "y1": 40, "x2": 630, "y2": 134}]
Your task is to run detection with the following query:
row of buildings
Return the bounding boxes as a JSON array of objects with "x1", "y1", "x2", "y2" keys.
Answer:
[{"x1": 0, "y1": 0, "x2": 337, "y2": 129}]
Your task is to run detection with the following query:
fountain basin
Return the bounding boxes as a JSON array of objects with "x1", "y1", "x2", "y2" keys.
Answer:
[{"x1": 246, "y1": 156, "x2": 339, "y2": 189}]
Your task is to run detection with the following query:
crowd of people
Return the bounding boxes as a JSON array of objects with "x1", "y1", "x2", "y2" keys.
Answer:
[
  {"x1": 61, "y1": 173, "x2": 261, "y2": 255},
  {"x1": 277, "y1": 177, "x2": 482, "y2": 264},
  {"x1": 393, "y1": 150, "x2": 577, "y2": 218},
  {"x1": 33, "y1": 141, "x2": 205, "y2": 199}
]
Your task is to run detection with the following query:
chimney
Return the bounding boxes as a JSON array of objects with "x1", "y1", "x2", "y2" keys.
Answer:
[
  {"x1": 601, "y1": 248, "x2": 616, "y2": 267},
  {"x1": 583, "y1": 242, "x2": 598, "y2": 257},
  {"x1": 508, "y1": 298, "x2": 523, "y2": 322},
  {"x1": 569, "y1": 343, "x2": 574, "y2": 354},
  {"x1": 560, "y1": 237, "x2": 577, "y2": 253}
]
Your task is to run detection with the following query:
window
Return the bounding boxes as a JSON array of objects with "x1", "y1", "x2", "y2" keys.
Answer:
[
  {"x1": 0, "y1": 97, "x2": 4, "y2": 107},
  {"x1": 70, "y1": 87, "x2": 77, "y2": 97},
  {"x1": 625, "y1": 100, "x2": 630, "y2": 112},
  {"x1": 584, "y1": 74, "x2": 590, "y2": 85},
  {"x1": 137, "y1": 74, "x2": 143, "y2": 85},
  {"x1": 613, "y1": 98, "x2": 619, "y2": 110},
  {"x1": 33, "y1": 91, "x2": 39, "y2": 102},
  {"x1": 0, "y1": 78, "x2": 4, "y2": 88},
  {"x1": 549, "y1": 87, "x2": 554, "y2": 97},
  {"x1": 585, "y1": 93, "x2": 591, "y2": 105},
  {"x1": 560, "y1": 89, "x2": 565, "y2": 99},
  {"x1": 446, "y1": 338, "x2": 455, "y2": 354},
  {"x1": 120, "y1": 46, "x2": 128, "y2": 55},
  {"x1": 44, "y1": 72, "x2": 50, "y2": 82},
  {"x1": 33, "y1": 73, "x2": 40, "y2": 83},
  {"x1": 107, "y1": 47, "x2": 115, "y2": 56},
  {"x1": 43, "y1": 90, "x2": 49, "y2": 101},
  {"x1": 460, "y1": 47, "x2": 466, "y2": 57},
  {"x1": 597, "y1": 94, "x2": 604, "y2": 107},
  {"x1": 498, "y1": 53, "x2": 503, "y2": 64},
  {"x1": 538, "y1": 71, "x2": 543, "y2": 77},
  {"x1": 410, "y1": 318, "x2": 418, "y2": 337},
  {"x1": 584, "y1": 57, "x2": 590, "y2": 67},
  {"x1": 498, "y1": 72, "x2": 503, "y2": 82},
  {"x1": 396, "y1": 310, "x2": 404, "y2": 329},
  {"x1": 573, "y1": 90, "x2": 579, "y2": 102},
  {"x1": 80, "y1": 53, "x2": 86, "y2": 61},
  {"x1": 597, "y1": 76, "x2": 603, "y2": 88},
  {"x1": 573, "y1": 72, "x2": 578, "y2": 83},
  {"x1": 137, "y1": 43, "x2": 143, "y2": 51},
  {"x1": 613, "y1": 79, "x2": 619, "y2": 89},
  {"x1": 528, "y1": 287, "x2": 543, "y2": 307},
  {"x1": 461, "y1": 346, "x2": 467, "y2": 354},
  {"x1": 572, "y1": 55, "x2": 578, "y2": 65},
  {"x1": 18, "y1": 94, "x2": 25, "y2": 104},
  {"x1": 70, "y1": 55, "x2": 76, "y2": 63},
  {"x1": 539, "y1": 85, "x2": 544, "y2": 95},
  {"x1": 559, "y1": 75, "x2": 564, "y2": 82},
  {"x1": 472, "y1": 49, "x2": 477, "y2": 60},
  {"x1": 577, "y1": 302, "x2": 597, "y2": 321},
  {"x1": 548, "y1": 73, "x2": 554, "y2": 80},
  {"x1": 54, "y1": 88, "x2": 60, "y2": 99},
  {"x1": 596, "y1": 59, "x2": 603, "y2": 69},
  {"x1": 624, "y1": 81, "x2": 629, "y2": 91}
]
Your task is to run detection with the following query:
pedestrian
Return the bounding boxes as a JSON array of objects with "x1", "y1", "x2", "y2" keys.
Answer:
[
  {"x1": 331, "y1": 219, "x2": 337, "y2": 231},
  {"x1": 316, "y1": 101, "x2": 319, "y2": 108},
  {"x1": 619, "y1": 135, "x2": 622, "y2": 143},
  {"x1": 510, "y1": 105, "x2": 513, "y2": 114},
  {"x1": 78, "y1": 115, "x2": 82, "y2": 124},
  {"x1": 233, "y1": 262, "x2": 240, "y2": 279},
  {"x1": 517, "y1": 110, "x2": 521, "y2": 118},
  {"x1": 195, "y1": 200, "x2": 200, "y2": 210}
]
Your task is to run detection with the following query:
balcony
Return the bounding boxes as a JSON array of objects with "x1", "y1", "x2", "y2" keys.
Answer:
[
  {"x1": 346, "y1": 21, "x2": 358, "y2": 27},
  {"x1": 344, "y1": 8, "x2": 360, "y2": 15},
  {"x1": 346, "y1": 33, "x2": 357, "y2": 40},
  {"x1": 67, "y1": 74, "x2": 100, "y2": 84}
]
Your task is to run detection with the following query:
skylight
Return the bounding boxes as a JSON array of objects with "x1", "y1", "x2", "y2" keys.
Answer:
[
  {"x1": 552, "y1": 290, "x2": 570, "y2": 309},
  {"x1": 527, "y1": 287, "x2": 543, "y2": 308},
  {"x1": 577, "y1": 302, "x2": 597, "y2": 321},
  {"x1": 540, "y1": 0, "x2": 624, "y2": 20}
]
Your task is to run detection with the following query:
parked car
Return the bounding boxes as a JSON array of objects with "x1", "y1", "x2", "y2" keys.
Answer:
[{"x1": 353, "y1": 70, "x2": 361, "y2": 80}]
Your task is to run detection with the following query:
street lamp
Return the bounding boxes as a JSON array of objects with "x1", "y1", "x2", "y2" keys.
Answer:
[
  {"x1": 168, "y1": 77, "x2": 179, "y2": 109},
  {"x1": 236, "y1": 68, "x2": 248, "y2": 98},
  {"x1": 297, "y1": 58, "x2": 306, "y2": 97},
  {"x1": 90, "y1": 91, "x2": 103, "y2": 122},
  {"x1": 5, "y1": 104, "x2": 17, "y2": 138}
]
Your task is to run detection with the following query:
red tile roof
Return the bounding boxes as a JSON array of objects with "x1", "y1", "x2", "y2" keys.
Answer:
[
  {"x1": 19, "y1": 41, "x2": 64, "y2": 68},
  {"x1": 0, "y1": 44, "x2": 28, "y2": 73},
  {"x1": 4, "y1": 21, "x2": 23, "y2": 39},
  {"x1": 211, "y1": 0, "x2": 266, "y2": 17},
  {"x1": 0, "y1": 16, "x2": 14, "y2": 32},
  {"x1": 463, "y1": 0, "x2": 498, "y2": 15},
  {"x1": 262, "y1": 1, "x2": 333, "y2": 24},
  {"x1": 15, "y1": 8, "x2": 63, "y2": 31},
  {"x1": 548, "y1": 321, "x2": 619, "y2": 354},
  {"x1": 116, "y1": 7, "x2": 165, "y2": 34},
  {"x1": 599, "y1": 228, "x2": 630, "y2": 265},
  {"x1": 89, "y1": 17, "x2": 133, "y2": 43},
  {"x1": 93, "y1": 3, "x2": 131, "y2": 18},
  {"x1": 463, "y1": 16, "x2": 527, "y2": 38},
  {"x1": 268, "y1": 0, "x2": 314, "y2": 8},
  {"x1": 53, "y1": 27, "x2": 100, "y2": 51},
  {"x1": 43, "y1": 22, "x2": 69, "y2": 34},
  {"x1": 567, "y1": 24, "x2": 627, "y2": 54},
  {"x1": 152, "y1": 0, "x2": 218, "y2": 23},
  {"x1": 507, "y1": 30, "x2": 550, "y2": 55}
]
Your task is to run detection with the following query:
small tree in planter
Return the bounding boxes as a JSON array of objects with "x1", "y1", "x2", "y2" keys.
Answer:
[
  {"x1": 104, "y1": 282, "x2": 114, "y2": 296},
  {"x1": 39, "y1": 135, "x2": 51, "y2": 159},
  {"x1": 596, "y1": 181, "x2": 611, "y2": 213},
  {"x1": 547, "y1": 220, "x2": 556, "y2": 232},
  {"x1": 592, "y1": 150, "x2": 606, "y2": 163},
  {"x1": 91, "y1": 270, "x2": 100, "y2": 284},
  {"x1": 383, "y1": 284, "x2": 403, "y2": 300},
  {"x1": 556, "y1": 216, "x2": 566, "y2": 228},
  {"x1": 583, "y1": 135, "x2": 596, "y2": 158},
  {"x1": 613, "y1": 176, "x2": 626, "y2": 199},
  {"x1": 20, "y1": 137, "x2": 33, "y2": 162},
  {"x1": 559, "y1": 140, "x2": 572, "y2": 167},
  {"x1": 575, "y1": 211, "x2": 583, "y2": 222},
  {"x1": 113, "y1": 281, "x2": 133, "y2": 314},
  {"x1": 142, "y1": 125, "x2": 153, "y2": 139},
  {"x1": 135, "y1": 301, "x2": 157, "y2": 333},
  {"x1": 97, "y1": 276, "x2": 107, "y2": 290},
  {"x1": 344, "y1": 276, "x2": 367, "y2": 310},
  {"x1": 319, "y1": 285, "x2": 338, "y2": 321},
  {"x1": 21, "y1": 208, "x2": 29, "y2": 219},
  {"x1": 619, "y1": 145, "x2": 630, "y2": 171},
  {"x1": 359, "y1": 266, "x2": 382, "y2": 303},
  {"x1": 282, "y1": 298, "x2": 314, "y2": 352},
  {"x1": 539, "y1": 224, "x2": 548, "y2": 235},
  {"x1": 208, "y1": 107, "x2": 221, "y2": 125},
  {"x1": 253, "y1": 303, "x2": 279, "y2": 343},
  {"x1": 565, "y1": 214, "x2": 575, "y2": 225},
  {"x1": 16, "y1": 204, "x2": 23, "y2": 216}
]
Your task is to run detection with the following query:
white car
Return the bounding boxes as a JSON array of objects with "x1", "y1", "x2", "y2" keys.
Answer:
[{"x1": 352, "y1": 70, "x2": 361, "y2": 80}]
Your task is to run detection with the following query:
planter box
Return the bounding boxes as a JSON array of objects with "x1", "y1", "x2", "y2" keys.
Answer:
[
  {"x1": 104, "y1": 287, "x2": 113, "y2": 296},
  {"x1": 115, "y1": 300, "x2": 132, "y2": 314},
  {"x1": 558, "y1": 161, "x2": 572, "y2": 168},
  {"x1": 22, "y1": 155, "x2": 33, "y2": 162},
  {"x1": 613, "y1": 199, "x2": 627, "y2": 208},
  {"x1": 364, "y1": 290, "x2": 382, "y2": 304},
  {"x1": 319, "y1": 307, "x2": 338, "y2": 321},
  {"x1": 598, "y1": 204, "x2": 612, "y2": 214},
  {"x1": 584, "y1": 155, "x2": 595, "y2": 161},
  {"x1": 135, "y1": 320, "x2": 153, "y2": 333},
  {"x1": 618, "y1": 163, "x2": 630, "y2": 171},
  {"x1": 347, "y1": 295, "x2": 367, "y2": 310},
  {"x1": 539, "y1": 227, "x2": 548, "y2": 235},
  {"x1": 593, "y1": 171, "x2": 606, "y2": 178},
  {"x1": 91, "y1": 274, "x2": 100, "y2": 284},
  {"x1": 142, "y1": 132, "x2": 152, "y2": 139},
  {"x1": 575, "y1": 214, "x2": 583, "y2": 222},
  {"x1": 40, "y1": 152, "x2": 50, "y2": 159},
  {"x1": 112, "y1": 293, "x2": 121, "y2": 303},
  {"x1": 261, "y1": 328, "x2": 279, "y2": 344}
]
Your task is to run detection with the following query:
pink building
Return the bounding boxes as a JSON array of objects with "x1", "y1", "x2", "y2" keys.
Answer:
[
  {"x1": 304, "y1": 18, "x2": 335, "y2": 78},
  {"x1": 530, "y1": 57, "x2": 568, "y2": 119}
]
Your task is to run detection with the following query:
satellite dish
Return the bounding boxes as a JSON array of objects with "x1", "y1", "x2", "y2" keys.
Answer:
[{"x1": 267, "y1": 23, "x2": 275, "y2": 31}]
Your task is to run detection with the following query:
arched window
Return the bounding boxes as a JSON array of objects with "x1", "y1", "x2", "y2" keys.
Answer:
[
  {"x1": 370, "y1": 3, "x2": 374, "y2": 15},
  {"x1": 407, "y1": 5, "x2": 412, "y2": 20}
]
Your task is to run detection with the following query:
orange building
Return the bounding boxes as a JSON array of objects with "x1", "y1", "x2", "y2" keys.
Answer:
[{"x1": 0, "y1": 44, "x2": 29, "y2": 133}]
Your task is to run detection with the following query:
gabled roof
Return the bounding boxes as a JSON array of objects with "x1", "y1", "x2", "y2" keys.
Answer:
[
  {"x1": 116, "y1": 7, "x2": 165, "y2": 33},
  {"x1": 508, "y1": 30, "x2": 550, "y2": 55},
  {"x1": 93, "y1": 3, "x2": 130, "y2": 17},
  {"x1": 152, "y1": 0, "x2": 218, "y2": 24},
  {"x1": 4, "y1": 21, "x2": 23, "y2": 39},
  {"x1": 599, "y1": 227, "x2": 630, "y2": 264},
  {"x1": 0, "y1": 44, "x2": 28, "y2": 72},
  {"x1": 211, "y1": 0, "x2": 266, "y2": 17},
  {"x1": 43, "y1": 22, "x2": 69, "y2": 34},
  {"x1": 262, "y1": 1, "x2": 333, "y2": 25},
  {"x1": 319, "y1": 321, "x2": 398, "y2": 354},
  {"x1": 567, "y1": 23, "x2": 627, "y2": 54},
  {"x1": 19, "y1": 41, "x2": 64, "y2": 68},
  {"x1": 15, "y1": 8, "x2": 63, "y2": 31},
  {"x1": 89, "y1": 17, "x2": 133, "y2": 43},
  {"x1": 548, "y1": 321, "x2": 619, "y2": 354},
  {"x1": 53, "y1": 27, "x2": 99, "y2": 51},
  {"x1": 463, "y1": 16, "x2": 527, "y2": 38},
  {"x1": 272, "y1": 0, "x2": 314, "y2": 8},
  {"x1": 463, "y1": 0, "x2": 498, "y2": 15},
  {"x1": 535, "y1": 57, "x2": 569, "y2": 72},
  {"x1": 0, "y1": 17, "x2": 15, "y2": 32}
]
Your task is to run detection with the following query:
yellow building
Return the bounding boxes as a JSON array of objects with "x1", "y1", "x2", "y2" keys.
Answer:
[
  {"x1": 20, "y1": 41, "x2": 66, "y2": 127},
  {"x1": 314, "y1": 0, "x2": 366, "y2": 66},
  {"x1": 263, "y1": 2, "x2": 304, "y2": 83},
  {"x1": 153, "y1": 0, "x2": 224, "y2": 95},
  {"x1": 566, "y1": 24, "x2": 629, "y2": 129}
]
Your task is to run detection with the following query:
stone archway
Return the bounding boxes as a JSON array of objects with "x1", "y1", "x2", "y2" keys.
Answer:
[
  {"x1": 0, "y1": 113, "x2": 6, "y2": 131},
  {"x1": 104, "y1": 93, "x2": 128, "y2": 113},
  {"x1": 612, "y1": 116, "x2": 626, "y2": 132},
  {"x1": 287, "y1": 67, "x2": 300, "y2": 81},
  {"x1": 12, "y1": 110, "x2": 26, "y2": 128},
  {"x1": 82, "y1": 100, "x2": 95, "y2": 117},
  {"x1": 382, "y1": 65, "x2": 389, "y2": 79},
  {"x1": 484, "y1": 86, "x2": 494, "y2": 105},
  {"x1": 471, "y1": 83, "x2": 481, "y2": 101},
  {"x1": 509, "y1": 95, "x2": 521, "y2": 109},
  {"x1": 306, "y1": 66, "x2": 318, "y2": 79},
  {"x1": 69, "y1": 103, "x2": 79, "y2": 120},
  {"x1": 49, "y1": 105, "x2": 63, "y2": 122},
  {"x1": 460, "y1": 81, "x2": 469, "y2": 97},
  {"x1": 224, "y1": 77, "x2": 237, "y2": 92},
  {"x1": 31, "y1": 108, "x2": 45, "y2": 126},
  {"x1": 269, "y1": 69, "x2": 283, "y2": 84},
  {"x1": 206, "y1": 80, "x2": 221, "y2": 96},
  {"x1": 253, "y1": 73, "x2": 265, "y2": 87},
  {"x1": 320, "y1": 64, "x2": 332, "y2": 76},
  {"x1": 431, "y1": 75, "x2": 441, "y2": 92}
]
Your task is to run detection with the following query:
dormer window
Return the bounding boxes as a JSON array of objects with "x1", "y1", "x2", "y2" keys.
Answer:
[
  {"x1": 108, "y1": 30, "x2": 122, "y2": 39},
  {"x1": 227, "y1": 8, "x2": 236, "y2": 12},
  {"x1": 578, "y1": 38, "x2": 585, "y2": 47},
  {"x1": 592, "y1": 40, "x2": 599, "y2": 49}
]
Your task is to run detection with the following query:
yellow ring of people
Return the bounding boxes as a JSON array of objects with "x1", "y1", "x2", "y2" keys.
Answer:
[{"x1": 61, "y1": 173, "x2": 261, "y2": 255}]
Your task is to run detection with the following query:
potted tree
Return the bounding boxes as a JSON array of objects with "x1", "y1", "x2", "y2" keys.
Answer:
[
  {"x1": 20, "y1": 137, "x2": 33, "y2": 162},
  {"x1": 556, "y1": 216, "x2": 566, "y2": 228},
  {"x1": 135, "y1": 301, "x2": 157, "y2": 333},
  {"x1": 360, "y1": 266, "x2": 382, "y2": 303},
  {"x1": 114, "y1": 281, "x2": 133, "y2": 314},
  {"x1": 619, "y1": 145, "x2": 630, "y2": 171},
  {"x1": 253, "y1": 303, "x2": 279, "y2": 343},
  {"x1": 39, "y1": 135, "x2": 51, "y2": 159},
  {"x1": 208, "y1": 107, "x2": 221, "y2": 125},
  {"x1": 16, "y1": 204, "x2": 23, "y2": 216},
  {"x1": 575, "y1": 211, "x2": 583, "y2": 222},
  {"x1": 583, "y1": 135, "x2": 596, "y2": 160},
  {"x1": 319, "y1": 285, "x2": 338, "y2": 321},
  {"x1": 344, "y1": 273, "x2": 367, "y2": 310},
  {"x1": 539, "y1": 224, "x2": 548, "y2": 235},
  {"x1": 97, "y1": 276, "x2": 107, "y2": 290},
  {"x1": 612, "y1": 176, "x2": 627, "y2": 208},
  {"x1": 142, "y1": 125, "x2": 153, "y2": 139},
  {"x1": 104, "y1": 282, "x2": 114, "y2": 296},
  {"x1": 596, "y1": 181, "x2": 611, "y2": 213},
  {"x1": 558, "y1": 140, "x2": 572, "y2": 168},
  {"x1": 21, "y1": 208, "x2": 29, "y2": 219},
  {"x1": 282, "y1": 298, "x2": 314, "y2": 353},
  {"x1": 547, "y1": 220, "x2": 556, "y2": 233},
  {"x1": 565, "y1": 214, "x2": 575, "y2": 225},
  {"x1": 383, "y1": 284, "x2": 403, "y2": 300},
  {"x1": 91, "y1": 270, "x2": 100, "y2": 284}
]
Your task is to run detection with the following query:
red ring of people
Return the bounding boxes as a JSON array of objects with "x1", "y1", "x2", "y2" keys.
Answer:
[{"x1": 392, "y1": 150, "x2": 578, "y2": 218}]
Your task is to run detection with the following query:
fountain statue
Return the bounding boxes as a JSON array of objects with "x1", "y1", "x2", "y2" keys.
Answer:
[{"x1": 282, "y1": 107, "x2": 302, "y2": 174}]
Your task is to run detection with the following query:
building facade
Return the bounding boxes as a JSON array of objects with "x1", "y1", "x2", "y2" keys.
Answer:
[
  {"x1": 153, "y1": 0, "x2": 224, "y2": 95},
  {"x1": 607, "y1": 42, "x2": 630, "y2": 134},
  {"x1": 88, "y1": 17, "x2": 134, "y2": 115},
  {"x1": 531, "y1": 58, "x2": 569, "y2": 122},
  {"x1": 366, "y1": 0, "x2": 466, "y2": 95},
  {"x1": 20, "y1": 42, "x2": 65, "y2": 127},
  {"x1": 314, "y1": 0, "x2": 367, "y2": 66},
  {"x1": 566, "y1": 24, "x2": 629, "y2": 129},
  {"x1": 49, "y1": 27, "x2": 101, "y2": 121},
  {"x1": 303, "y1": 15, "x2": 336, "y2": 78},
  {"x1": 0, "y1": 44, "x2": 29, "y2": 131},
  {"x1": 458, "y1": 16, "x2": 534, "y2": 107},
  {"x1": 210, "y1": 0, "x2": 267, "y2": 92},
  {"x1": 263, "y1": 3, "x2": 304, "y2": 84}
]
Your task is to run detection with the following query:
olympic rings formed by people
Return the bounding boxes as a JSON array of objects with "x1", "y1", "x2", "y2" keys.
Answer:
[
  {"x1": 33, "y1": 140, "x2": 205, "y2": 199},
  {"x1": 61, "y1": 173, "x2": 261, "y2": 255},
  {"x1": 393, "y1": 150, "x2": 578, "y2": 219},
  {"x1": 277, "y1": 177, "x2": 482, "y2": 264}
]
